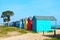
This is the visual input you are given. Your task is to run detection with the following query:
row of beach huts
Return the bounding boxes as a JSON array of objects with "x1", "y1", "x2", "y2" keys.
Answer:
[{"x1": 7, "y1": 16, "x2": 57, "y2": 32}]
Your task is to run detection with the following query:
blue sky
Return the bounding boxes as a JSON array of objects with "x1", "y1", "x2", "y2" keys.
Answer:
[{"x1": 0, "y1": 0, "x2": 60, "y2": 24}]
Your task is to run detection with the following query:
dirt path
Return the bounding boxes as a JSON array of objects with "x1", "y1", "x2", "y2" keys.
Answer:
[
  {"x1": 0, "y1": 33, "x2": 52, "y2": 40},
  {"x1": 0, "y1": 29, "x2": 60, "y2": 40}
]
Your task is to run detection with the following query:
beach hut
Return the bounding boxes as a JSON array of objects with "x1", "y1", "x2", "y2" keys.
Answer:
[
  {"x1": 5, "y1": 23, "x2": 8, "y2": 26},
  {"x1": 9, "y1": 22, "x2": 13, "y2": 26},
  {"x1": 9, "y1": 22, "x2": 16, "y2": 27},
  {"x1": 27, "y1": 17, "x2": 32, "y2": 30},
  {"x1": 15, "y1": 21, "x2": 20, "y2": 28},
  {"x1": 20, "y1": 19, "x2": 24, "y2": 29},
  {"x1": 32, "y1": 16, "x2": 57, "y2": 32},
  {"x1": 24, "y1": 18, "x2": 28, "y2": 29},
  {"x1": 20, "y1": 20, "x2": 22, "y2": 28},
  {"x1": 12, "y1": 22, "x2": 16, "y2": 27}
]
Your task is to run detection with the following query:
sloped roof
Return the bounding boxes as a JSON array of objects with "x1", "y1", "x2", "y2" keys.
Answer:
[
  {"x1": 34, "y1": 16, "x2": 56, "y2": 21},
  {"x1": 28, "y1": 17, "x2": 32, "y2": 20},
  {"x1": 24, "y1": 18, "x2": 27, "y2": 20}
]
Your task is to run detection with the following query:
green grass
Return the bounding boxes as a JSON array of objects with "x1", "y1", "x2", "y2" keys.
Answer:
[
  {"x1": 47, "y1": 30, "x2": 53, "y2": 33},
  {"x1": 44, "y1": 38, "x2": 60, "y2": 40},
  {"x1": 17, "y1": 29, "x2": 28, "y2": 34},
  {"x1": 0, "y1": 26, "x2": 28, "y2": 37},
  {"x1": 30, "y1": 31, "x2": 37, "y2": 33}
]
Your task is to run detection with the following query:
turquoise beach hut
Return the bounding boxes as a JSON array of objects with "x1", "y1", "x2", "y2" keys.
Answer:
[{"x1": 32, "y1": 16, "x2": 56, "y2": 32}]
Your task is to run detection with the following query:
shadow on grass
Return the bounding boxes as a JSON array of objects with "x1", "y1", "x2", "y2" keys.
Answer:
[{"x1": 44, "y1": 34, "x2": 60, "y2": 38}]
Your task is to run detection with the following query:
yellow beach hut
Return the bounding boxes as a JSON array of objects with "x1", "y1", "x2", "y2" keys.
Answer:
[{"x1": 24, "y1": 18, "x2": 28, "y2": 29}]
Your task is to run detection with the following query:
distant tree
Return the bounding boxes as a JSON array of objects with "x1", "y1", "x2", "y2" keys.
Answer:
[{"x1": 1, "y1": 10, "x2": 14, "y2": 26}]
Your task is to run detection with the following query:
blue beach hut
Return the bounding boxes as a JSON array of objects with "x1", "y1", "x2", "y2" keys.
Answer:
[
  {"x1": 15, "y1": 21, "x2": 20, "y2": 28},
  {"x1": 20, "y1": 19, "x2": 24, "y2": 29},
  {"x1": 20, "y1": 20, "x2": 22, "y2": 28},
  {"x1": 9, "y1": 22, "x2": 13, "y2": 26},
  {"x1": 13, "y1": 22, "x2": 16, "y2": 27},
  {"x1": 32, "y1": 16, "x2": 57, "y2": 32},
  {"x1": 22, "y1": 19, "x2": 24, "y2": 29}
]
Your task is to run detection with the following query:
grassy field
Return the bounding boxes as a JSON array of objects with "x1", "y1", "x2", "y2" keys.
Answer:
[
  {"x1": 0, "y1": 25, "x2": 59, "y2": 40},
  {"x1": 0, "y1": 26, "x2": 38, "y2": 37},
  {"x1": 0, "y1": 26, "x2": 28, "y2": 37}
]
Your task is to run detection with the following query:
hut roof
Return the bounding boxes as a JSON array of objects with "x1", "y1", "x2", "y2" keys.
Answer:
[
  {"x1": 28, "y1": 17, "x2": 32, "y2": 20},
  {"x1": 34, "y1": 16, "x2": 57, "y2": 21}
]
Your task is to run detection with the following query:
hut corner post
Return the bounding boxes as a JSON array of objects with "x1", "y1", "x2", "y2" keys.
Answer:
[
  {"x1": 43, "y1": 30, "x2": 44, "y2": 36},
  {"x1": 54, "y1": 30, "x2": 56, "y2": 36},
  {"x1": 54, "y1": 21, "x2": 57, "y2": 36}
]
